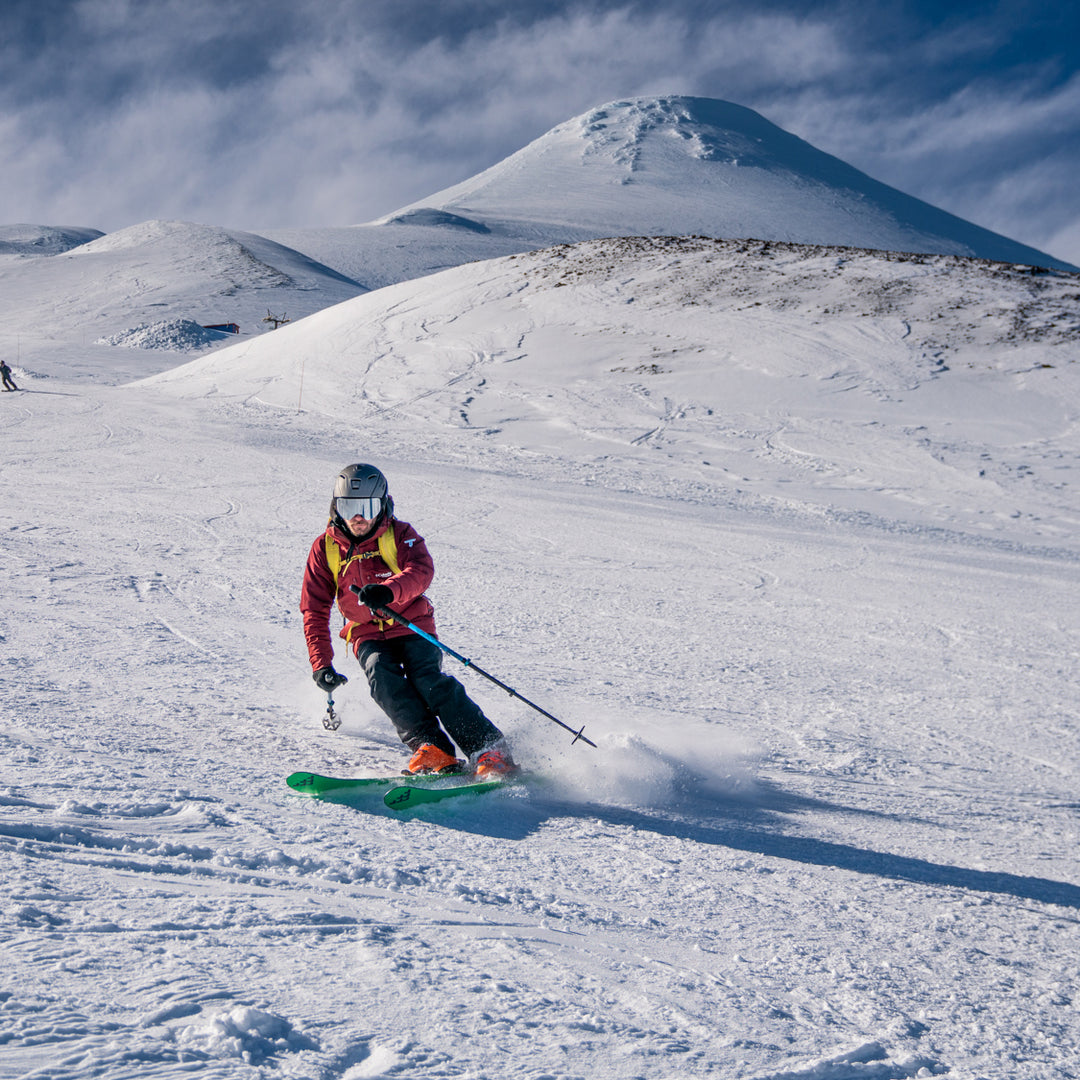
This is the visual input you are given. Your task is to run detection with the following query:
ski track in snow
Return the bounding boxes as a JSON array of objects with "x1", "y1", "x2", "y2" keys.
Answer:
[{"x1": 2, "y1": 238, "x2": 1080, "y2": 1080}]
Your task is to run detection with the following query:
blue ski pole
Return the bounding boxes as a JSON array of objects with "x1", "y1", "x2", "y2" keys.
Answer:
[{"x1": 349, "y1": 586, "x2": 596, "y2": 748}]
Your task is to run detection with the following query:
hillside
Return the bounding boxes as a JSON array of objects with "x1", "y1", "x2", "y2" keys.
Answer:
[
  {"x1": 0, "y1": 219, "x2": 365, "y2": 382},
  {"x1": 146, "y1": 235, "x2": 1080, "y2": 547},
  {"x1": 0, "y1": 223, "x2": 104, "y2": 255}
]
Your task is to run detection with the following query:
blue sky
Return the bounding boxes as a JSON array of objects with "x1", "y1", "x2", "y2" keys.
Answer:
[{"x1": 2, "y1": 0, "x2": 1078, "y2": 264}]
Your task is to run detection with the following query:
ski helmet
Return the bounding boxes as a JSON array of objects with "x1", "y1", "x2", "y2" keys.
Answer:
[{"x1": 331, "y1": 463, "x2": 393, "y2": 532}]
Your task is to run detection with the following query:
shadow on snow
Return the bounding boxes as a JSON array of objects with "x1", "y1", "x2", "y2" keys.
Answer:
[{"x1": 331, "y1": 778, "x2": 1080, "y2": 911}]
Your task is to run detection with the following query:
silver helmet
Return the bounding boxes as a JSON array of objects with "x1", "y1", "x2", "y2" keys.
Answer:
[{"x1": 331, "y1": 463, "x2": 393, "y2": 531}]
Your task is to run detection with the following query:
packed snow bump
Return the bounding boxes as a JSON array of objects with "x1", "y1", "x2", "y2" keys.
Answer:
[{"x1": 97, "y1": 318, "x2": 234, "y2": 352}]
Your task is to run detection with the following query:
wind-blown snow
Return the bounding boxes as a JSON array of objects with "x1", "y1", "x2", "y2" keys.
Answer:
[{"x1": 3, "y1": 226, "x2": 1079, "y2": 1078}]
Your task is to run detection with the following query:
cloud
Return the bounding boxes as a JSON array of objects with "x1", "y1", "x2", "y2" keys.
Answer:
[
  {"x1": 0, "y1": 0, "x2": 1076, "y2": 264},
  {"x1": 0, "y1": 5, "x2": 859, "y2": 226}
]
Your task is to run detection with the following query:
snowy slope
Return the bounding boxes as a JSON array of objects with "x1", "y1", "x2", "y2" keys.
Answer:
[
  {"x1": 0, "y1": 219, "x2": 365, "y2": 382},
  {"x1": 263, "y1": 219, "x2": 557, "y2": 293},
  {"x1": 400, "y1": 97, "x2": 1077, "y2": 268},
  {"x1": 2, "y1": 234, "x2": 1078, "y2": 1078},
  {"x1": 268, "y1": 97, "x2": 1076, "y2": 285},
  {"x1": 146, "y1": 235, "x2": 1080, "y2": 548}
]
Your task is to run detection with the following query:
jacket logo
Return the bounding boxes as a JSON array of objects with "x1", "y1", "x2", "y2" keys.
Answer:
[{"x1": 404, "y1": 538, "x2": 418, "y2": 547}]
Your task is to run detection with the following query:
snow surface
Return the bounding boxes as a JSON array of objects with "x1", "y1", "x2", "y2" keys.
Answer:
[
  {"x1": 3, "y1": 225, "x2": 1080, "y2": 1079},
  {"x1": 146, "y1": 235, "x2": 1080, "y2": 548}
]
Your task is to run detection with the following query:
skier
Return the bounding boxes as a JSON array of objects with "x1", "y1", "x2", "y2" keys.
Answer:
[
  {"x1": 300, "y1": 463, "x2": 518, "y2": 778},
  {"x1": 0, "y1": 360, "x2": 18, "y2": 392}
]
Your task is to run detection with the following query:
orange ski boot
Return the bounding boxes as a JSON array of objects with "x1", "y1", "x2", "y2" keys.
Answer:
[
  {"x1": 406, "y1": 744, "x2": 464, "y2": 775},
  {"x1": 474, "y1": 747, "x2": 519, "y2": 779}
]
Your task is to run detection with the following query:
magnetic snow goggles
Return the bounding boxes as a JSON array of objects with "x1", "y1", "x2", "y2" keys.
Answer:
[{"x1": 335, "y1": 496, "x2": 383, "y2": 520}]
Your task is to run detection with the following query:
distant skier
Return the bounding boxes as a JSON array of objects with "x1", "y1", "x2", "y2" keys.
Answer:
[
  {"x1": 0, "y1": 360, "x2": 18, "y2": 391},
  {"x1": 300, "y1": 463, "x2": 517, "y2": 778}
]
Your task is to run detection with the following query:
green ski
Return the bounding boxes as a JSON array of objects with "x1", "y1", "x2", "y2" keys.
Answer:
[
  {"x1": 383, "y1": 779, "x2": 506, "y2": 810},
  {"x1": 286, "y1": 770, "x2": 452, "y2": 796},
  {"x1": 287, "y1": 771, "x2": 518, "y2": 809}
]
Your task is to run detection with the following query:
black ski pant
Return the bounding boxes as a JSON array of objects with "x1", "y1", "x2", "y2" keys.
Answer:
[
  {"x1": 1, "y1": 373, "x2": 16, "y2": 391},
  {"x1": 356, "y1": 634, "x2": 503, "y2": 757}
]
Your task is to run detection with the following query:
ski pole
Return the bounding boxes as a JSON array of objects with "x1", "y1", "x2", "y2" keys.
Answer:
[
  {"x1": 323, "y1": 690, "x2": 341, "y2": 731},
  {"x1": 349, "y1": 586, "x2": 596, "y2": 748}
]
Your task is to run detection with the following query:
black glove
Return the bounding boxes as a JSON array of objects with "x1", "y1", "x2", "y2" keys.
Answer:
[
  {"x1": 312, "y1": 666, "x2": 348, "y2": 692},
  {"x1": 358, "y1": 583, "x2": 394, "y2": 610}
]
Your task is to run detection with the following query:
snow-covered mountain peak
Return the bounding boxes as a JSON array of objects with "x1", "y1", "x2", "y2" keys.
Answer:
[
  {"x1": 385, "y1": 95, "x2": 1075, "y2": 271},
  {"x1": 70, "y1": 219, "x2": 295, "y2": 289},
  {"x1": 70, "y1": 218, "x2": 219, "y2": 254},
  {"x1": 575, "y1": 96, "x2": 794, "y2": 171}
]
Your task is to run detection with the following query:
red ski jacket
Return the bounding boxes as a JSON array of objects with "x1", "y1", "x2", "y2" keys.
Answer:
[{"x1": 300, "y1": 517, "x2": 437, "y2": 671}]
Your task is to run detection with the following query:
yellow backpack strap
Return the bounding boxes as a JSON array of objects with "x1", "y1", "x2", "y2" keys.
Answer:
[
  {"x1": 325, "y1": 532, "x2": 342, "y2": 585},
  {"x1": 377, "y1": 526, "x2": 401, "y2": 575},
  {"x1": 370, "y1": 527, "x2": 402, "y2": 632},
  {"x1": 325, "y1": 525, "x2": 399, "y2": 588}
]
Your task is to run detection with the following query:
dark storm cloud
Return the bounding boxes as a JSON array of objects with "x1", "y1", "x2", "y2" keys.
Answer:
[{"x1": 0, "y1": 0, "x2": 1077, "y2": 262}]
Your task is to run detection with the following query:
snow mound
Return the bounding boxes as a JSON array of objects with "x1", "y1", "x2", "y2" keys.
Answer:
[
  {"x1": 98, "y1": 318, "x2": 231, "y2": 352},
  {"x1": 0, "y1": 217, "x2": 366, "y2": 383},
  {"x1": 385, "y1": 208, "x2": 491, "y2": 232},
  {"x1": 72, "y1": 219, "x2": 232, "y2": 256},
  {"x1": 174, "y1": 1006, "x2": 315, "y2": 1064}
]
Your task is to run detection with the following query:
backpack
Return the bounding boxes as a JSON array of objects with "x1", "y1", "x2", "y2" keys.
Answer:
[
  {"x1": 324, "y1": 525, "x2": 404, "y2": 636},
  {"x1": 324, "y1": 524, "x2": 401, "y2": 584}
]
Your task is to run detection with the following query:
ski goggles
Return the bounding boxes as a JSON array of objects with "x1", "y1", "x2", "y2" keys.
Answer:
[{"x1": 335, "y1": 496, "x2": 383, "y2": 520}]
